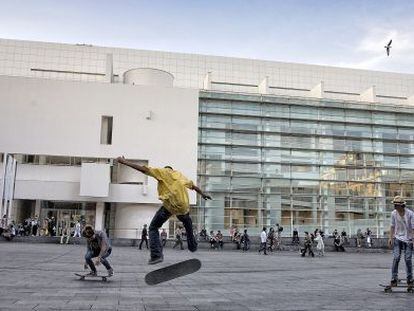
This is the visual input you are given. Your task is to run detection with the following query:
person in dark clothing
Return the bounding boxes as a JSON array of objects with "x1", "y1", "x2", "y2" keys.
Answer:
[
  {"x1": 209, "y1": 230, "x2": 217, "y2": 249},
  {"x1": 173, "y1": 227, "x2": 184, "y2": 250},
  {"x1": 216, "y1": 230, "x2": 224, "y2": 250},
  {"x1": 301, "y1": 232, "x2": 314, "y2": 257},
  {"x1": 82, "y1": 225, "x2": 113, "y2": 276},
  {"x1": 334, "y1": 233, "x2": 345, "y2": 252},
  {"x1": 200, "y1": 228, "x2": 207, "y2": 240},
  {"x1": 292, "y1": 228, "x2": 299, "y2": 245},
  {"x1": 233, "y1": 228, "x2": 241, "y2": 250},
  {"x1": 160, "y1": 228, "x2": 168, "y2": 247},
  {"x1": 267, "y1": 227, "x2": 276, "y2": 252},
  {"x1": 241, "y1": 229, "x2": 250, "y2": 251},
  {"x1": 139, "y1": 224, "x2": 149, "y2": 250}
]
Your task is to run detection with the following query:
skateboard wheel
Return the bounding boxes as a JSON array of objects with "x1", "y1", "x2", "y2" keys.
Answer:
[
  {"x1": 407, "y1": 288, "x2": 413, "y2": 293},
  {"x1": 80, "y1": 276, "x2": 85, "y2": 280},
  {"x1": 102, "y1": 277, "x2": 107, "y2": 282},
  {"x1": 384, "y1": 288, "x2": 392, "y2": 293}
]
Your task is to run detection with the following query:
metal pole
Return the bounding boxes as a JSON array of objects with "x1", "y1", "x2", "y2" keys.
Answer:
[{"x1": 0, "y1": 152, "x2": 7, "y2": 218}]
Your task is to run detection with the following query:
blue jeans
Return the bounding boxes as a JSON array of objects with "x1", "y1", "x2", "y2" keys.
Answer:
[
  {"x1": 149, "y1": 206, "x2": 197, "y2": 259},
  {"x1": 85, "y1": 248, "x2": 112, "y2": 273},
  {"x1": 391, "y1": 239, "x2": 413, "y2": 281}
]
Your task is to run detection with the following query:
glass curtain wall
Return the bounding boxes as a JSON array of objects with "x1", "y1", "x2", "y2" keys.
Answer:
[{"x1": 197, "y1": 93, "x2": 414, "y2": 236}]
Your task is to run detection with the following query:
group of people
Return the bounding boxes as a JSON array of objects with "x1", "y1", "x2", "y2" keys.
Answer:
[
  {"x1": 4, "y1": 154, "x2": 413, "y2": 290},
  {"x1": 1, "y1": 214, "x2": 83, "y2": 244}
]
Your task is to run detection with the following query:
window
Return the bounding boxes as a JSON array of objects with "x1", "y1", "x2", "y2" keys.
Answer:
[{"x1": 100, "y1": 116, "x2": 113, "y2": 145}]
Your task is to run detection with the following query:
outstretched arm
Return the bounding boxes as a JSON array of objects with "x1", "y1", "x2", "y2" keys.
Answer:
[
  {"x1": 191, "y1": 185, "x2": 212, "y2": 200},
  {"x1": 116, "y1": 156, "x2": 149, "y2": 174}
]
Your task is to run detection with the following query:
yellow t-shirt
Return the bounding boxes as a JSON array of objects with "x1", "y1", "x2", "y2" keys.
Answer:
[{"x1": 145, "y1": 167, "x2": 194, "y2": 215}]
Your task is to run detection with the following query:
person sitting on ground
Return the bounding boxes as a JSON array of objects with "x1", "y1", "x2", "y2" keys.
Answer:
[
  {"x1": 200, "y1": 228, "x2": 207, "y2": 241},
  {"x1": 82, "y1": 225, "x2": 113, "y2": 277},
  {"x1": 60, "y1": 224, "x2": 70, "y2": 244},
  {"x1": 209, "y1": 230, "x2": 217, "y2": 249}
]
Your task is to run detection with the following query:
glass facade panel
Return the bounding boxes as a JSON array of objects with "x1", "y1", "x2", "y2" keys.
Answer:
[{"x1": 198, "y1": 94, "x2": 414, "y2": 236}]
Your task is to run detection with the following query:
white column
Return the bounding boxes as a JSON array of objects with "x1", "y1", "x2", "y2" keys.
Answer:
[
  {"x1": 105, "y1": 54, "x2": 113, "y2": 83},
  {"x1": 360, "y1": 86, "x2": 377, "y2": 102},
  {"x1": 95, "y1": 202, "x2": 105, "y2": 231},
  {"x1": 203, "y1": 72, "x2": 212, "y2": 90},
  {"x1": 258, "y1": 76, "x2": 269, "y2": 94},
  {"x1": 407, "y1": 95, "x2": 414, "y2": 105},
  {"x1": 310, "y1": 81, "x2": 324, "y2": 98},
  {"x1": 35, "y1": 200, "x2": 41, "y2": 217},
  {"x1": 0, "y1": 152, "x2": 7, "y2": 218}
]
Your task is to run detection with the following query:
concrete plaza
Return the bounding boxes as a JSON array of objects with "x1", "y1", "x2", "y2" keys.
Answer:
[{"x1": 0, "y1": 242, "x2": 412, "y2": 311}]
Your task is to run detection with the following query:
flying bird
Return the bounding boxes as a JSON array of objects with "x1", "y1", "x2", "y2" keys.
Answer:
[{"x1": 384, "y1": 39, "x2": 392, "y2": 56}]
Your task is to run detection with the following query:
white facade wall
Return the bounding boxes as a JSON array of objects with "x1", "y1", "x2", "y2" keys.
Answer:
[
  {"x1": 0, "y1": 74, "x2": 198, "y2": 237},
  {"x1": 1, "y1": 38, "x2": 414, "y2": 105}
]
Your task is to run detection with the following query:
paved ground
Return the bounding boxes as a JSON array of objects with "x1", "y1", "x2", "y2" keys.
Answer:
[{"x1": 0, "y1": 242, "x2": 412, "y2": 311}]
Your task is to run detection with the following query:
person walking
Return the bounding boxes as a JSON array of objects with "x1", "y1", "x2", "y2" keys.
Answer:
[
  {"x1": 388, "y1": 196, "x2": 414, "y2": 287},
  {"x1": 117, "y1": 156, "x2": 211, "y2": 264},
  {"x1": 241, "y1": 229, "x2": 250, "y2": 251},
  {"x1": 73, "y1": 220, "x2": 82, "y2": 238},
  {"x1": 314, "y1": 231, "x2": 325, "y2": 256},
  {"x1": 356, "y1": 228, "x2": 364, "y2": 249},
  {"x1": 258, "y1": 227, "x2": 267, "y2": 255},
  {"x1": 139, "y1": 224, "x2": 149, "y2": 250},
  {"x1": 301, "y1": 232, "x2": 314, "y2": 257},
  {"x1": 216, "y1": 230, "x2": 224, "y2": 250}
]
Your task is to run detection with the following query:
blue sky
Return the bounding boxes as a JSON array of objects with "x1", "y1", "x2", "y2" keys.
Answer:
[{"x1": 1, "y1": 0, "x2": 413, "y2": 73}]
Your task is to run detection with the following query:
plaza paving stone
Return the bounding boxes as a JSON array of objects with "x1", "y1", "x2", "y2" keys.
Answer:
[{"x1": 0, "y1": 242, "x2": 412, "y2": 310}]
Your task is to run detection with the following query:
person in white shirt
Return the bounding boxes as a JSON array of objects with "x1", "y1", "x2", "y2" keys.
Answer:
[
  {"x1": 388, "y1": 196, "x2": 414, "y2": 287},
  {"x1": 314, "y1": 231, "x2": 325, "y2": 256},
  {"x1": 73, "y1": 221, "x2": 81, "y2": 238},
  {"x1": 258, "y1": 227, "x2": 267, "y2": 255}
]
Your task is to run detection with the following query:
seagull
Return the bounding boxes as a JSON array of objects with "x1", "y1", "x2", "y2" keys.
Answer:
[{"x1": 384, "y1": 39, "x2": 392, "y2": 56}]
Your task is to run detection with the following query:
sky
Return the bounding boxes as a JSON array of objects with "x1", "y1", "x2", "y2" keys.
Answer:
[{"x1": 1, "y1": 0, "x2": 414, "y2": 74}]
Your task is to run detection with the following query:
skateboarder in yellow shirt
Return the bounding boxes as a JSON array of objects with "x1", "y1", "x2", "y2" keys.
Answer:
[{"x1": 117, "y1": 156, "x2": 212, "y2": 264}]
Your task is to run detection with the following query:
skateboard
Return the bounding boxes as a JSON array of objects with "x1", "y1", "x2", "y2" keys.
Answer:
[
  {"x1": 74, "y1": 273, "x2": 112, "y2": 282},
  {"x1": 145, "y1": 258, "x2": 201, "y2": 285},
  {"x1": 379, "y1": 281, "x2": 413, "y2": 293}
]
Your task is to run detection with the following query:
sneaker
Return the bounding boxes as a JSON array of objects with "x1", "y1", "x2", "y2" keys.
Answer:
[
  {"x1": 87, "y1": 271, "x2": 97, "y2": 277},
  {"x1": 390, "y1": 279, "x2": 398, "y2": 287},
  {"x1": 107, "y1": 268, "x2": 114, "y2": 277},
  {"x1": 148, "y1": 256, "x2": 164, "y2": 265}
]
